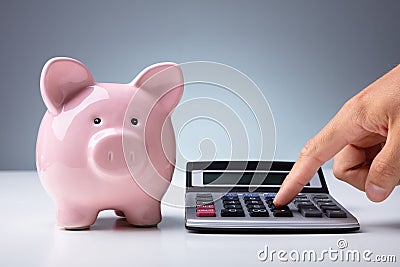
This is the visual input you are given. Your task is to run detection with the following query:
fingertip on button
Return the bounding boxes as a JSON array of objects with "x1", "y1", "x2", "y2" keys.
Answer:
[{"x1": 272, "y1": 192, "x2": 288, "y2": 207}]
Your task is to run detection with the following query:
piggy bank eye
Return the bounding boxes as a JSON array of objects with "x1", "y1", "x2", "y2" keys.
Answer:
[
  {"x1": 93, "y1": 118, "x2": 102, "y2": 125},
  {"x1": 131, "y1": 118, "x2": 138, "y2": 125}
]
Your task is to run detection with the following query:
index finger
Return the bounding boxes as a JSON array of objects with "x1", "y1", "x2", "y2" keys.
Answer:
[{"x1": 273, "y1": 119, "x2": 349, "y2": 206}]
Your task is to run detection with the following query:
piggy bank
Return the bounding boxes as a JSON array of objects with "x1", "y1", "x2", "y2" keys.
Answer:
[{"x1": 36, "y1": 57, "x2": 183, "y2": 229}]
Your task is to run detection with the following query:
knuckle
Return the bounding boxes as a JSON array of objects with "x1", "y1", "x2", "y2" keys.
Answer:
[
  {"x1": 299, "y1": 140, "x2": 324, "y2": 165},
  {"x1": 332, "y1": 161, "x2": 353, "y2": 183},
  {"x1": 333, "y1": 165, "x2": 346, "y2": 180},
  {"x1": 343, "y1": 95, "x2": 367, "y2": 123},
  {"x1": 332, "y1": 158, "x2": 343, "y2": 177},
  {"x1": 299, "y1": 140, "x2": 314, "y2": 158},
  {"x1": 372, "y1": 159, "x2": 398, "y2": 180}
]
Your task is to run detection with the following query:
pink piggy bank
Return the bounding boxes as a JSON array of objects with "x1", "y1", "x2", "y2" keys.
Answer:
[{"x1": 36, "y1": 57, "x2": 183, "y2": 229}]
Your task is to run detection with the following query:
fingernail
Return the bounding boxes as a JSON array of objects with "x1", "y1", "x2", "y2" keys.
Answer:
[{"x1": 366, "y1": 183, "x2": 387, "y2": 202}]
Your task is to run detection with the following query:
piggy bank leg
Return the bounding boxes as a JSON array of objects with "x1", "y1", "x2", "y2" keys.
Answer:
[
  {"x1": 56, "y1": 204, "x2": 99, "y2": 230},
  {"x1": 122, "y1": 200, "x2": 162, "y2": 227}
]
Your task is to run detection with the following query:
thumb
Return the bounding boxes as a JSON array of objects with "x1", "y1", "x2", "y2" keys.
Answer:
[{"x1": 365, "y1": 125, "x2": 400, "y2": 202}]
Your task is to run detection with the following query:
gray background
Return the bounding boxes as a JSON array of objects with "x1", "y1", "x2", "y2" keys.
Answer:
[{"x1": 1, "y1": 0, "x2": 400, "y2": 170}]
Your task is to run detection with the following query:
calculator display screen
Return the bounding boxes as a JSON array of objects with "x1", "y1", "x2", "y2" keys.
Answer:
[
  {"x1": 202, "y1": 171, "x2": 310, "y2": 186},
  {"x1": 189, "y1": 161, "x2": 324, "y2": 189}
]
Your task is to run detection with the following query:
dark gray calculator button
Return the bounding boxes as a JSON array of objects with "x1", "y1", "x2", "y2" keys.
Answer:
[
  {"x1": 224, "y1": 204, "x2": 243, "y2": 209},
  {"x1": 243, "y1": 196, "x2": 260, "y2": 201},
  {"x1": 296, "y1": 203, "x2": 316, "y2": 210},
  {"x1": 221, "y1": 196, "x2": 239, "y2": 201},
  {"x1": 326, "y1": 209, "x2": 347, "y2": 218},
  {"x1": 294, "y1": 200, "x2": 312, "y2": 205},
  {"x1": 221, "y1": 209, "x2": 245, "y2": 217},
  {"x1": 270, "y1": 204, "x2": 289, "y2": 211},
  {"x1": 243, "y1": 193, "x2": 260, "y2": 198},
  {"x1": 223, "y1": 200, "x2": 241, "y2": 205},
  {"x1": 249, "y1": 209, "x2": 269, "y2": 217},
  {"x1": 247, "y1": 204, "x2": 265, "y2": 209},
  {"x1": 300, "y1": 207, "x2": 322, "y2": 217},
  {"x1": 244, "y1": 200, "x2": 263, "y2": 205},
  {"x1": 313, "y1": 195, "x2": 329, "y2": 200},
  {"x1": 319, "y1": 203, "x2": 337, "y2": 208},
  {"x1": 273, "y1": 209, "x2": 293, "y2": 217},
  {"x1": 316, "y1": 199, "x2": 333, "y2": 205},
  {"x1": 321, "y1": 205, "x2": 341, "y2": 213},
  {"x1": 295, "y1": 195, "x2": 308, "y2": 199}
]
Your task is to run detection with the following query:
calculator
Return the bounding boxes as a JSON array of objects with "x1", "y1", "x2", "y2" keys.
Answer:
[{"x1": 185, "y1": 161, "x2": 360, "y2": 232}]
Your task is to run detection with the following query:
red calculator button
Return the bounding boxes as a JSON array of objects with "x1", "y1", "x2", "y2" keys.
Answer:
[{"x1": 196, "y1": 208, "x2": 216, "y2": 217}]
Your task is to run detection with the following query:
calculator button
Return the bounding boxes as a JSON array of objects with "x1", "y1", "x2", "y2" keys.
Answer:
[
  {"x1": 318, "y1": 202, "x2": 336, "y2": 206},
  {"x1": 296, "y1": 203, "x2": 317, "y2": 211},
  {"x1": 294, "y1": 200, "x2": 312, "y2": 205},
  {"x1": 196, "y1": 196, "x2": 213, "y2": 200},
  {"x1": 295, "y1": 194, "x2": 308, "y2": 199},
  {"x1": 263, "y1": 193, "x2": 276, "y2": 200},
  {"x1": 196, "y1": 194, "x2": 213, "y2": 198},
  {"x1": 300, "y1": 207, "x2": 322, "y2": 217},
  {"x1": 316, "y1": 199, "x2": 333, "y2": 205},
  {"x1": 221, "y1": 196, "x2": 239, "y2": 201},
  {"x1": 223, "y1": 200, "x2": 241, "y2": 205},
  {"x1": 196, "y1": 200, "x2": 213, "y2": 205},
  {"x1": 196, "y1": 208, "x2": 216, "y2": 217},
  {"x1": 326, "y1": 209, "x2": 347, "y2": 218},
  {"x1": 243, "y1": 193, "x2": 260, "y2": 198},
  {"x1": 196, "y1": 195, "x2": 213, "y2": 201},
  {"x1": 318, "y1": 203, "x2": 337, "y2": 208},
  {"x1": 273, "y1": 208, "x2": 293, "y2": 217},
  {"x1": 243, "y1": 197, "x2": 261, "y2": 201},
  {"x1": 224, "y1": 204, "x2": 243, "y2": 209},
  {"x1": 197, "y1": 204, "x2": 214, "y2": 209},
  {"x1": 222, "y1": 194, "x2": 239, "y2": 200},
  {"x1": 249, "y1": 209, "x2": 269, "y2": 217},
  {"x1": 196, "y1": 193, "x2": 212, "y2": 197},
  {"x1": 246, "y1": 204, "x2": 265, "y2": 209},
  {"x1": 320, "y1": 205, "x2": 341, "y2": 213},
  {"x1": 224, "y1": 193, "x2": 238, "y2": 197},
  {"x1": 313, "y1": 195, "x2": 329, "y2": 200},
  {"x1": 244, "y1": 200, "x2": 264, "y2": 205},
  {"x1": 221, "y1": 209, "x2": 245, "y2": 217},
  {"x1": 196, "y1": 194, "x2": 213, "y2": 200},
  {"x1": 269, "y1": 204, "x2": 289, "y2": 211},
  {"x1": 196, "y1": 200, "x2": 214, "y2": 205}
]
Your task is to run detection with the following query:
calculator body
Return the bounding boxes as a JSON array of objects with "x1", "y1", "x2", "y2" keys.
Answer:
[{"x1": 185, "y1": 161, "x2": 360, "y2": 232}]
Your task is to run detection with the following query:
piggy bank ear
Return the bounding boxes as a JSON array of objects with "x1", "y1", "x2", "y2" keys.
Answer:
[
  {"x1": 133, "y1": 63, "x2": 184, "y2": 111},
  {"x1": 40, "y1": 57, "x2": 95, "y2": 114}
]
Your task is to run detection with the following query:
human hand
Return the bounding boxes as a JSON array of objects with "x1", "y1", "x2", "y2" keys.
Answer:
[{"x1": 274, "y1": 64, "x2": 400, "y2": 206}]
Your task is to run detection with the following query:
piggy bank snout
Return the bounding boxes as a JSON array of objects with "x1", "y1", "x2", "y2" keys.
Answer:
[{"x1": 90, "y1": 130, "x2": 143, "y2": 177}]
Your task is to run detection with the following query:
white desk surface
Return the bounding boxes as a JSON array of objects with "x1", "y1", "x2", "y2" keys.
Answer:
[{"x1": 1, "y1": 170, "x2": 399, "y2": 267}]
